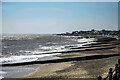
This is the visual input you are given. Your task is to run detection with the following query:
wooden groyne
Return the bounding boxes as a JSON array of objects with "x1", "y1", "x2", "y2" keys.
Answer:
[{"x1": 2, "y1": 53, "x2": 120, "y2": 66}]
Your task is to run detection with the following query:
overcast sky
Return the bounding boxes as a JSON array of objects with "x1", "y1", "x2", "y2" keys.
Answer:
[{"x1": 2, "y1": 2, "x2": 118, "y2": 34}]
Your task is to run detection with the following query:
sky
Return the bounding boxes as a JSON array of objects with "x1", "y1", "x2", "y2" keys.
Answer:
[
  {"x1": 1, "y1": 0, "x2": 120, "y2": 2},
  {"x1": 2, "y1": 2, "x2": 118, "y2": 34}
]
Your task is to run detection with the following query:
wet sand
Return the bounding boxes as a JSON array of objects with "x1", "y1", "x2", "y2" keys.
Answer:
[
  {"x1": 22, "y1": 39, "x2": 120, "y2": 79},
  {"x1": 2, "y1": 56, "x2": 60, "y2": 78}
]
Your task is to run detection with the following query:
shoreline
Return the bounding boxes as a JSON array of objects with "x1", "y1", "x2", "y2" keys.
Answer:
[
  {"x1": 2, "y1": 39, "x2": 119, "y2": 67},
  {"x1": 2, "y1": 37, "x2": 119, "y2": 79},
  {"x1": 2, "y1": 56, "x2": 60, "y2": 78},
  {"x1": 22, "y1": 39, "x2": 120, "y2": 79},
  {"x1": 23, "y1": 57, "x2": 120, "y2": 79}
]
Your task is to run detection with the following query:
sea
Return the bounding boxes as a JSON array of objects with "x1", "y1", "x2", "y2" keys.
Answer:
[{"x1": 0, "y1": 34, "x2": 96, "y2": 78}]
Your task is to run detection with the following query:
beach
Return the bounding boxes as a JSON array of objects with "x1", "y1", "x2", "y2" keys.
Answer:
[
  {"x1": 1, "y1": 35, "x2": 120, "y2": 80},
  {"x1": 22, "y1": 38, "x2": 120, "y2": 79},
  {"x1": 2, "y1": 1, "x2": 119, "y2": 80}
]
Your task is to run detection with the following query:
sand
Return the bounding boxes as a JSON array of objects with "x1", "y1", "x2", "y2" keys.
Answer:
[{"x1": 22, "y1": 39, "x2": 120, "y2": 79}]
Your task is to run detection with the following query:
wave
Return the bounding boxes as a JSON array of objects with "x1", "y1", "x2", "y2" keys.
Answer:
[
  {"x1": 77, "y1": 38, "x2": 95, "y2": 43},
  {"x1": 1, "y1": 37, "x2": 96, "y2": 65},
  {"x1": 0, "y1": 71, "x2": 6, "y2": 79},
  {"x1": 0, "y1": 53, "x2": 61, "y2": 65}
]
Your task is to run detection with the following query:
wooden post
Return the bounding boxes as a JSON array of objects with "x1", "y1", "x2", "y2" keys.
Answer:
[
  {"x1": 113, "y1": 64, "x2": 118, "y2": 80},
  {"x1": 118, "y1": 59, "x2": 120, "y2": 78},
  {"x1": 98, "y1": 75, "x2": 102, "y2": 80},
  {"x1": 115, "y1": 64, "x2": 118, "y2": 79},
  {"x1": 109, "y1": 68, "x2": 113, "y2": 80}
]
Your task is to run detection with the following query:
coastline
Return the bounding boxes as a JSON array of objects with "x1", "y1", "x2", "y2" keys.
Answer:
[
  {"x1": 22, "y1": 38, "x2": 120, "y2": 79},
  {"x1": 23, "y1": 57, "x2": 120, "y2": 78},
  {"x1": 2, "y1": 56, "x2": 60, "y2": 78}
]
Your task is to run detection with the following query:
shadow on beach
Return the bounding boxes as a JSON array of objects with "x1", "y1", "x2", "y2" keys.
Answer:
[
  {"x1": 2, "y1": 38, "x2": 120, "y2": 66},
  {"x1": 2, "y1": 38, "x2": 120, "y2": 80},
  {"x1": 2, "y1": 52, "x2": 120, "y2": 66}
]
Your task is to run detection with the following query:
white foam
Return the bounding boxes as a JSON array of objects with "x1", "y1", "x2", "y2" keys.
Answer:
[
  {"x1": 0, "y1": 71, "x2": 6, "y2": 74},
  {"x1": 3, "y1": 46, "x2": 8, "y2": 49},
  {"x1": 46, "y1": 42, "x2": 57, "y2": 45},
  {"x1": 1, "y1": 37, "x2": 96, "y2": 65},
  {"x1": 0, "y1": 71, "x2": 6, "y2": 79},
  {"x1": 67, "y1": 38, "x2": 96, "y2": 49},
  {"x1": 0, "y1": 53, "x2": 61, "y2": 64},
  {"x1": 40, "y1": 45, "x2": 65, "y2": 50},
  {"x1": 77, "y1": 38, "x2": 95, "y2": 43},
  {"x1": 33, "y1": 45, "x2": 69, "y2": 55},
  {"x1": 40, "y1": 46, "x2": 53, "y2": 50},
  {"x1": 0, "y1": 76, "x2": 4, "y2": 79}
]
